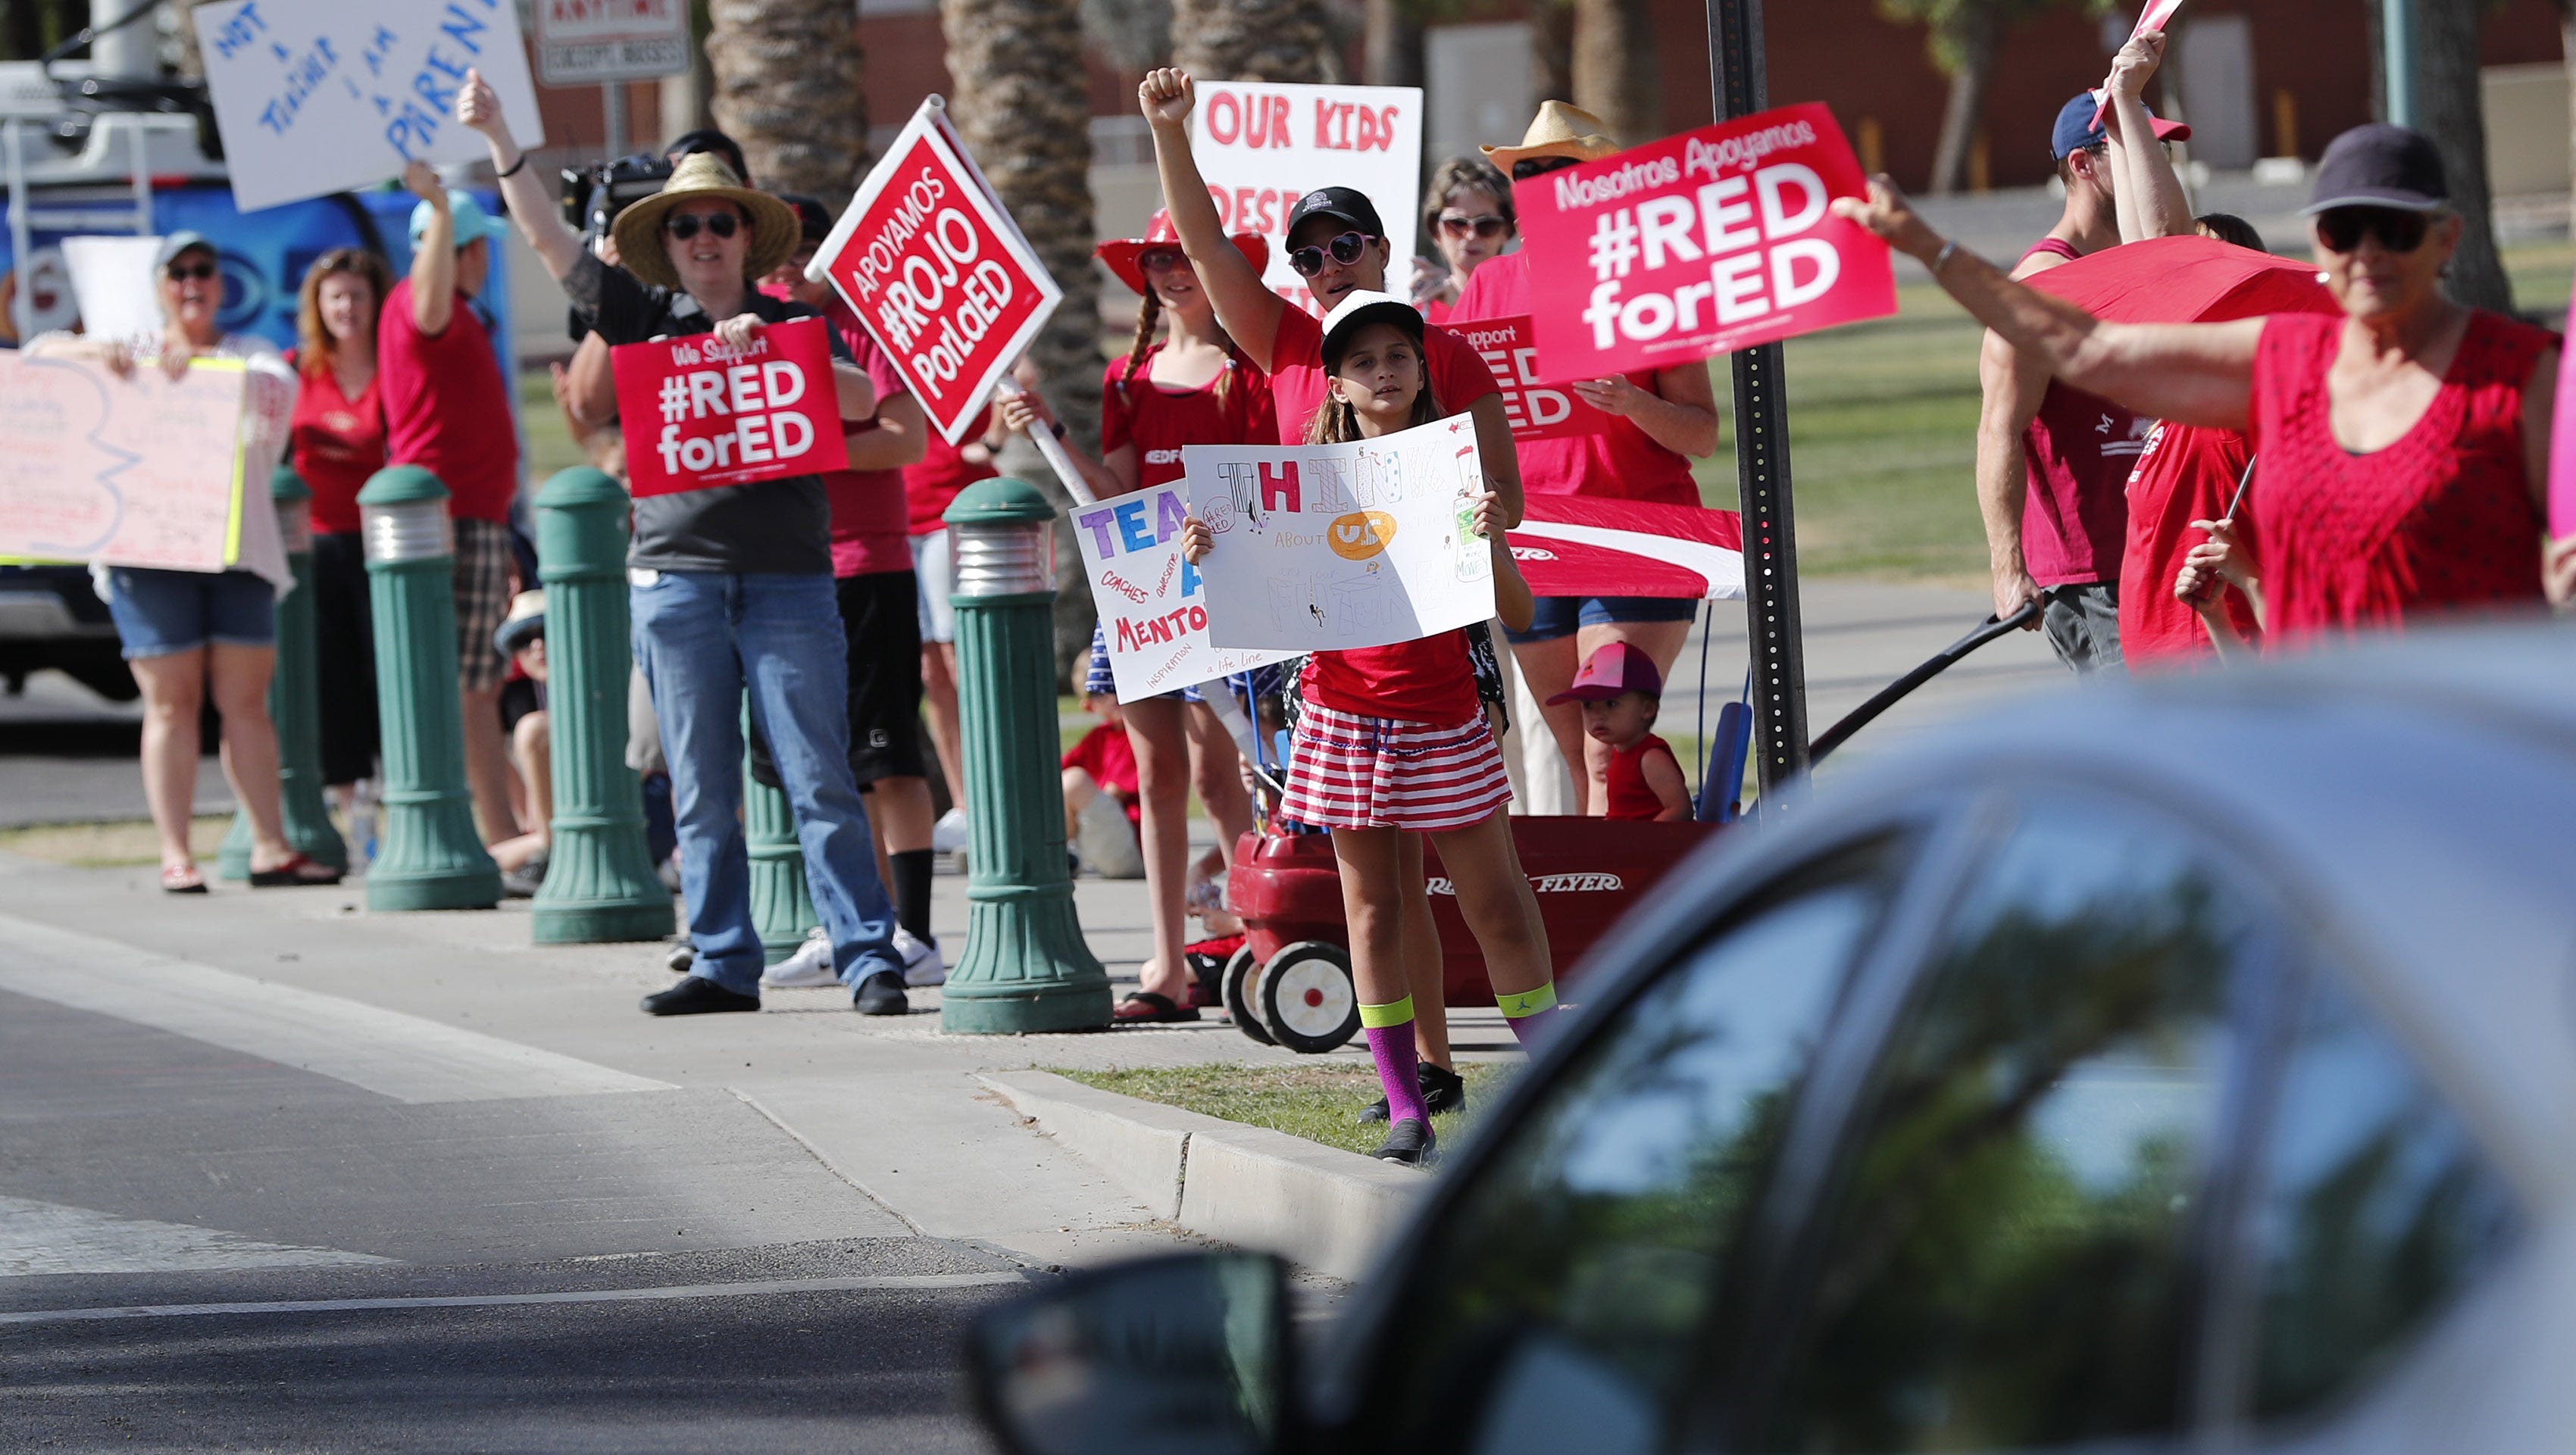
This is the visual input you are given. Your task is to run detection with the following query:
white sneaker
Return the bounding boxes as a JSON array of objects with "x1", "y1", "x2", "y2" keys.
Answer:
[
  {"x1": 760, "y1": 928, "x2": 838, "y2": 988},
  {"x1": 894, "y1": 926, "x2": 946, "y2": 987},
  {"x1": 931, "y1": 807, "x2": 971, "y2": 854}
]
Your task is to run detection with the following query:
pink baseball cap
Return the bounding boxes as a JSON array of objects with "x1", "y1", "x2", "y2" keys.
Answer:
[{"x1": 1546, "y1": 642, "x2": 1664, "y2": 704}]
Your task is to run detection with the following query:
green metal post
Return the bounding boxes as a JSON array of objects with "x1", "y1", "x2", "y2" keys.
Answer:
[
  {"x1": 529, "y1": 468, "x2": 673, "y2": 944},
  {"x1": 358, "y1": 467, "x2": 501, "y2": 911},
  {"x1": 217, "y1": 466, "x2": 348, "y2": 879},
  {"x1": 745, "y1": 708, "x2": 820, "y2": 964},
  {"x1": 937, "y1": 478, "x2": 1109, "y2": 1034}
]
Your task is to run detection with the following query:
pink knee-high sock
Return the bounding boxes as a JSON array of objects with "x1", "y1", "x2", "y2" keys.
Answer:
[
  {"x1": 1361, "y1": 998, "x2": 1429, "y2": 1126},
  {"x1": 1499, "y1": 982, "x2": 1562, "y2": 1049}
]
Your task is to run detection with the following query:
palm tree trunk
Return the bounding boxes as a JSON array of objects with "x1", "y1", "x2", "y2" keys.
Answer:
[
  {"x1": 2413, "y1": 0, "x2": 2512, "y2": 311},
  {"x1": 1571, "y1": 0, "x2": 1658, "y2": 148},
  {"x1": 1928, "y1": 6, "x2": 1999, "y2": 195},
  {"x1": 1364, "y1": 0, "x2": 1424, "y2": 89},
  {"x1": 1171, "y1": 0, "x2": 1331, "y2": 81},
  {"x1": 2556, "y1": 0, "x2": 2576, "y2": 206},
  {"x1": 1533, "y1": 0, "x2": 1575, "y2": 104},
  {"x1": 705, "y1": 0, "x2": 871, "y2": 205}
]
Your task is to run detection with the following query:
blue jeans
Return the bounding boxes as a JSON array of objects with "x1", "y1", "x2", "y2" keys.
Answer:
[{"x1": 632, "y1": 570, "x2": 899, "y2": 995}]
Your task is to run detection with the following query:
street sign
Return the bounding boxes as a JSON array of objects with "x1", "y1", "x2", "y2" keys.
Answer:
[{"x1": 535, "y1": 0, "x2": 691, "y2": 86}]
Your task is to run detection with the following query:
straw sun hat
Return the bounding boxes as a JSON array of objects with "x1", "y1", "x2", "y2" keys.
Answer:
[
  {"x1": 1483, "y1": 100, "x2": 1624, "y2": 170},
  {"x1": 610, "y1": 152, "x2": 801, "y2": 292}
]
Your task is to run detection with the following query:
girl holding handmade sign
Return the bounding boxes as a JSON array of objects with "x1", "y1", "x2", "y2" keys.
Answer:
[
  {"x1": 1182, "y1": 293, "x2": 1551, "y2": 1167},
  {"x1": 996, "y1": 210, "x2": 1276, "y2": 1024}
]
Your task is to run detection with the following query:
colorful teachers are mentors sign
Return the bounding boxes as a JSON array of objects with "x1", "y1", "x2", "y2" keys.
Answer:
[
  {"x1": 1514, "y1": 103, "x2": 1895, "y2": 379},
  {"x1": 1072, "y1": 484, "x2": 1297, "y2": 703},
  {"x1": 610, "y1": 317, "x2": 849, "y2": 498}
]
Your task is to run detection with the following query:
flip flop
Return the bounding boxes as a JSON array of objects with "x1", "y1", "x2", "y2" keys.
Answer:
[
  {"x1": 248, "y1": 853, "x2": 343, "y2": 888},
  {"x1": 1112, "y1": 991, "x2": 1202, "y2": 1024},
  {"x1": 161, "y1": 865, "x2": 208, "y2": 895}
]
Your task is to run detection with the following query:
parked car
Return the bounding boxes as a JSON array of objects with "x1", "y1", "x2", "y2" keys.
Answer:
[
  {"x1": 964, "y1": 624, "x2": 2576, "y2": 1455},
  {"x1": 0, "y1": 564, "x2": 132, "y2": 701}
]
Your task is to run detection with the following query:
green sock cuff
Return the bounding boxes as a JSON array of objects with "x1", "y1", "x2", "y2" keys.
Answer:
[
  {"x1": 1358, "y1": 996, "x2": 1416, "y2": 1029},
  {"x1": 1496, "y1": 982, "x2": 1558, "y2": 1019}
]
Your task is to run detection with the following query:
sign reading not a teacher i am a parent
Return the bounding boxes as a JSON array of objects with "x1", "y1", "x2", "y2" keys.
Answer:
[{"x1": 192, "y1": 0, "x2": 547, "y2": 214}]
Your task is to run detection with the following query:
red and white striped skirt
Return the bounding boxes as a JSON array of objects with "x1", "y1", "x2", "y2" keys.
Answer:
[{"x1": 1279, "y1": 704, "x2": 1512, "y2": 832}]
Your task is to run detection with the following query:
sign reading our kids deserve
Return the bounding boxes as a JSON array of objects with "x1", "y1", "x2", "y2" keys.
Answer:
[
  {"x1": 1513, "y1": 103, "x2": 1895, "y2": 379},
  {"x1": 1190, "y1": 81, "x2": 1422, "y2": 313},
  {"x1": 610, "y1": 317, "x2": 848, "y2": 498},
  {"x1": 0, "y1": 354, "x2": 250, "y2": 572},
  {"x1": 192, "y1": 0, "x2": 548, "y2": 214},
  {"x1": 1447, "y1": 314, "x2": 1609, "y2": 441},
  {"x1": 1072, "y1": 485, "x2": 1297, "y2": 703},
  {"x1": 1185, "y1": 414, "x2": 1496, "y2": 652},
  {"x1": 810, "y1": 99, "x2": 1062, "y2": 445}
]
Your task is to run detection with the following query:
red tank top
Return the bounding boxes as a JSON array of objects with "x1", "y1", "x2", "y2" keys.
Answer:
[
  {"x1": 2246, "y1": 311, "x2": 2553, "y2": 642},
  {"x1": 2017, "y1": 240, "x2": 2149, "y2": 586},
  {"x1": 1603, "y1": 734, "x2": 1681, "y2": 821}
]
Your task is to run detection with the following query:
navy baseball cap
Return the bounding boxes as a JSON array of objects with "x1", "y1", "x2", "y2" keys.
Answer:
[
  {"x1": 1286, "y1": 186, "x2": 1386, "y2": 241},
  {"x1": 2050, "y1": 92, "x2": 2190, "y2": 159},
  {"x1": 2302, "y1": 124, "x2": 2449, "y2": 214}
]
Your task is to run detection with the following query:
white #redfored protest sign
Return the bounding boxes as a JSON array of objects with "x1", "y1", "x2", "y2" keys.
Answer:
[
  {"x1": 611, "y1": 317, "x2": 848, "y2": 498},
  {"x1": 1448, "y1": 315, "x2": 1608, "y2": 442},
  {"x1": 1515, "y1": 104, "x2": 1896, "y2": 379},
  {"x1": 1071, "y1": 484, "x2": 1296, "y2": 703},
  {"x1": 809, "y1": 100, "x2": 1061, "y2": 445},
  {"x1": 1190, "y1": 81, "x2": 1422, "y2": 314}
]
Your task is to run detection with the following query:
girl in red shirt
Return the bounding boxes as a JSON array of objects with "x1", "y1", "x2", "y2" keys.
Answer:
[
  {"x1": 289, "y1": 248, "x2": 395, "y2": 803},
  {"x1": 1183, "y1": 294, "x2": 1552, "y2": 1167},
  {"x1": 1001, "y1": 211, "x2": 1277, "y2": 1024}
]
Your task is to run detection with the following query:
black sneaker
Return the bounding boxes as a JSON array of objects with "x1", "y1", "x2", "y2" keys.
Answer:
[
  {"x1": 641, "y1": 977, "x2": 759, "y2": 1016},
  {"x1": 1373, "y1": 1117, "x2": 1439, "y2": 1167},
  {"x1": 1357, "y1": 1063, "x2": 1468, "y2": 1125},
  {"x1": 852, "y1": 969, "x2": 911, "y2": 1016}
]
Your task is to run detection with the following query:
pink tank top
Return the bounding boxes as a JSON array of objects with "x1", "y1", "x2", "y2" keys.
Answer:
[{"x1": 2017, "y1": 240, "x2": 2149, "y2": 585}]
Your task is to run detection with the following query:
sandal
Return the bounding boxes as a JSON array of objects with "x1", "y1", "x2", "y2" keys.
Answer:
[
  {"x1": 161, "y1": 865, "x2": 208, "y2": 895},
  {"x1": 1112, "y1": 991, "x2": 1202, "y2": 1024},
  {"x1": 248, "y1": 853, "x2": 343, "y2": 888}
]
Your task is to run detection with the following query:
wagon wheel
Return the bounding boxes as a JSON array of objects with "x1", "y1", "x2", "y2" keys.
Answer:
[
  {"x1": 1258, "y1": 941, "x2": 1359, "y2": 1055},
  {"x1": 1221, "y1": 943, "x2": 1275, "y2": 1047}
]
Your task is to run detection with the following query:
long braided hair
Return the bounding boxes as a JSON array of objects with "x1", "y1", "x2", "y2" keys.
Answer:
[{"x1": 1116, "y1": 282, "x2": 1249, "y2": 413}]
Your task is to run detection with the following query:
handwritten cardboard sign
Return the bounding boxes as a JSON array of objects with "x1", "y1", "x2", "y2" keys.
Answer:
[
  {"x1": 1447, "y1": 314, "x2": 1608, "y2": 441},
  {"x1": 1515, "y1": 103, "x2": 1895, "y2": 379},
  {"x1": 192, "y1": 0, "x2": 547, "y2": 213},
  {"x1": 611, "y1": 317, "x2": 849, "y2": 498},
  {"x1": 1071, "y1": 485, "x2": 1299, "y2": 703},
  {"x1": 0, "y1": 354, "x2": 249, "y2": 572},
  {"x1": 1184, "y1": 414, "x2": 1496, "y2": 652},
  {"x1": 809, "y1": 100, "x2": 1061, "y2": 445},
  {"x1": 1190, "y1": 80, "x2": 1422, "y2": 315}
]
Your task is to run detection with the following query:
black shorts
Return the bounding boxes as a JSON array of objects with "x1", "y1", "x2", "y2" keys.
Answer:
[{"x1": 837, "y1": 569, "x2": 926, "y2": 786}]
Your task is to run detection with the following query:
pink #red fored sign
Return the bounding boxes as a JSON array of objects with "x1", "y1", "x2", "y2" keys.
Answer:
[
  {"x1": 612, "y1": 315, "x2": 849, "y2": 498},
  {"x1": 1513, "y1": 103, "x2": 1896, "y2": 380},
  {"x1": 1446, "y1": 314, "x2": 1609, "y2": 442}
]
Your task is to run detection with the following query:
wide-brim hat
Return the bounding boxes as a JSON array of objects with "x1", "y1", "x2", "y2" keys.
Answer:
[
  {"x1": 1484, "y1": 101, "x2": 1622, "y2": 170},
  {"x1": 611, "y1": 152, "x2": 801, "y2": 292},
  {"x1": 1096, "y1": 209, "x2": 1270, "y2": 295}
]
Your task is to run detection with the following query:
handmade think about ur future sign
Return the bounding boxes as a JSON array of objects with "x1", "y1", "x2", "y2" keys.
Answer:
[
  {"x1": 1184, "y1": 414, "x2": 1497, "y2": 653},
  {"x1": 1072, "y1": 485, "x2": 1298, "y2": 703}
]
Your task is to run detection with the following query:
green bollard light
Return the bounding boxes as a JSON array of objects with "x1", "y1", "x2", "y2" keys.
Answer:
[
  {"x1": 745, "y1": 708, "x2": 820, "y2": 965},
  {"x1": 529, "y1": 468, "x2": 673, "y2": 944},
  {"x1": 357, "y1": 466, "x2": 500, "y2": 911},
  {"x1": 938, "y1": 478, "x2": 1109, "y2": 1034},
  {"x1": 218, "y1": 466, "x2": 349, "y2": 879}
]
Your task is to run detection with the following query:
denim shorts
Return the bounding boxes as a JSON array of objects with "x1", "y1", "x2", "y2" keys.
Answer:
[
  {"x1": 102, "y1": 567, "x2": 276, "y2": 659},
  {"x1": 1502, "y1": 594, "x2": 1699, "y2": 645}
]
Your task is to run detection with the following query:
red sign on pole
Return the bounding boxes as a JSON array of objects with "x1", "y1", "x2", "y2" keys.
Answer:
[
  {"x1": 612, "y1": 316, "x2": 849, "y2": 498},
  {"x1": 1447, "y1": 314, "x2": 1609, "y2": 442},
  {"x1": 808, "y1": 99, "x2": 1063, "y2": 445},
  {"x1": 1514, "y1": 103, "x2": 1896, "y2": 380}
]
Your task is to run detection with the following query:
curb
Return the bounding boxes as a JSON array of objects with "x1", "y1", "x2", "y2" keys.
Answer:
[{"x1": 974, "y1": 1069, "x2": 1424, "y2": 1282}]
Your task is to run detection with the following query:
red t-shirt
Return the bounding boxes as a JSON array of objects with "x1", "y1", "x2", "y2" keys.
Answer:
[
  {"x1": 1604, "y1": 733, "x2": 1682, "y2": 821},
  {"x1": 2014, "y1": 243, "x2": 2145, "y2": 585},
  {"x1": 287, "y1": 358, "x2": 387, "y2": 535},
  {"x1": 906, "y1": 404, "x2": 998, "y2": 535},
  {"x1": 1302, "y1": 633, "x2": 1479, "y2": 725},
  {"x1": 1265, "y1": 301, "x2": 1499, "y2": 444},
  {"x1": 1100, "y1": 345, "x2": 1275, "y2": 488},
  {"x1": 377, "y1": 277, "x2": 519, "y2": 523},
  {"x1": 1419, "y1": 296, "x2": 1454, "y2": 326},
  {"x1": 1061, "y1": 722, "x2": 1142, "y2": 826},
  {"x1": 817, "y1": 299, "x2": 915, "y2": 579},
  {"x1": 2119, "y1": 422, "x2": 2261, "y2": 667},
  {"x1": 1451, "y1": 252, "x2": 1701, "y2": 508}
]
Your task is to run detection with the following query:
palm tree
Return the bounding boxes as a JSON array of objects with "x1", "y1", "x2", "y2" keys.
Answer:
[
  {"x1": 1171, "y1": 0, "x2": 1333, "y2": 81},
  {"x1": 1878, "y1": 0, "x2": 2109, "y2": 194},
  {"x1": 1571, "y1": 0, "x2": 1658, "y2": 148},
  {"x1": 2413, "y1": 0, "x2": 2512, "y2": 311},
  {"x1": 705, "y1": 0, "x2": 871, "y2": 205}
]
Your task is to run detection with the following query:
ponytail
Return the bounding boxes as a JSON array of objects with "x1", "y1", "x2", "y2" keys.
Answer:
[{"x1": 1117, "y1": 289, "x2": 1163, "y2": 405}]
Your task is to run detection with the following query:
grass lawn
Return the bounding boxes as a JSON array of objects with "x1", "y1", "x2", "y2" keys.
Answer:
[
  {"x1": 1, "y1": 816, "x2": 232, "y2": 868},
  {"x1": 1052, "y1": 1060, "x2": 1518, "y2": 1159}
]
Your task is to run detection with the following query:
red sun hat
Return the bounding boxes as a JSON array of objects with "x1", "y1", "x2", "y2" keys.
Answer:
[{"x1": 1096, "y1": 209, "x2": 1270, "y2": 297}]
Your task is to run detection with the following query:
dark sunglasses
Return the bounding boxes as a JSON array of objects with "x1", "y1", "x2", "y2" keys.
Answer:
[
  {"x1": 664, "y1": 211, "x2": 742, "y2": 242},
  {"x1": 2315, "y1": 206, "x2": 2431, "y2": 254},
  {"x1": 1287, "y1": 230, "x2": 1372, "y2": 277},
  {"x1": 1512, "y1": 157, "x2": 1578, "y2": 181},
  {"x1": 1439, "y1": 214, "x2": 1508, "y2": 239},
  {"x1": 165, "y1": 261, "x2": 217, "y2": 283},
  {"x1": 1138, "y1": 247, "x2": 1188, "y2": 274}
]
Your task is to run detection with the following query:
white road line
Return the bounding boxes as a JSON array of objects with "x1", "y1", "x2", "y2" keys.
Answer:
[
  {"x1": 0, "y1": 1272, "x2": 1029, "y2": 1326},
  {"x1": 0, "y1": 913, "x2": 672, "y2": 1104},
  {"x1": 0, "y1": 1196, "x2": 393, "y2": 1278}
]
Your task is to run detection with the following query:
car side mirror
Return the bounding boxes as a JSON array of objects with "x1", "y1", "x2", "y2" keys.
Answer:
[{"x1": 965, "y1": 1250, "x2": 1295, "y2": 1455}]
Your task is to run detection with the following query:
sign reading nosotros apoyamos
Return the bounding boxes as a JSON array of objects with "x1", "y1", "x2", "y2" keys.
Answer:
[
  {"x1": 611, "y1": 317, "x2": 849, "y2": 498},
  {"x1": 810, "y1": 101, "x2": 1062, "y2": 445},
  {"x1": 1515, "y1": 104, "x2": 1895, "y2": 378},
  {"x1": 1072, "y1": 484, "x2": 1298, "y2": 703},
  {"x1": 1449, "y1": 315, "x2": 1608, "y2": 442},
  {"x1": 1190, "y1": 81, "x2": 1422, "y2": 314}
]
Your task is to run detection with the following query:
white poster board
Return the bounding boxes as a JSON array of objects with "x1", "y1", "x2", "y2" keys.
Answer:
[
  {"x1": 59, "y1": 236, "x2": 166, "y2": 350},
  {"x1": 193, "y1": 0, "x2": 547, "y2": 213},
  {"x1": 1183, "y1": 414, "x2": 1495, "y2": 652},
  {"x1": 1071, "y1": 484, "x2": 1298, "y2": 702},
  {"x1": 535, "y1": 0, "x2": 690, "y2": 86},
  {"x1": 0, "y1": 354, "x2": 250, "y2": 572},
  {"x1": 1189, "y1": 81, "x2": 1422, "y2": 314}
]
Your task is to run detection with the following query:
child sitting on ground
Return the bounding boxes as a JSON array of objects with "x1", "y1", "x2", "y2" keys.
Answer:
[
  {"x1": 1061, "y1": 693, "x2": 1147, "y2": 879},
  {"x1": 1550, "y1": 642, "x2": 1690, "y2": 822}
]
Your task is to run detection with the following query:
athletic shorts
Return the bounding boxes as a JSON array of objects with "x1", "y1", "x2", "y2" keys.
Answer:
[
  {"x1": 1502, "y1": 593, "x2": 1697, "y2": 645},
  {"x1": 103, "y1": 567, "x2": 275, "y2": 659},
  {"x1": 911, "y1": 528, "x2": 957, "y2": 645},
  {"x1": 452, "y1": 517, "x2": 514, "y2": 693},
  {"x1": 838, "y1": 569, "x2": 928, "y2": 785}
]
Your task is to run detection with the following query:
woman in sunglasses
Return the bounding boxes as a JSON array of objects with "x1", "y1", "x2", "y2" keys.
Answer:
[
  {"x1": 1838, "y1": 123, "x2": 2573, "y2": 632},
  {"x1": 1413, "y1": 157, "x2": 1515, "y2": 323}
]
